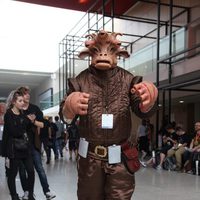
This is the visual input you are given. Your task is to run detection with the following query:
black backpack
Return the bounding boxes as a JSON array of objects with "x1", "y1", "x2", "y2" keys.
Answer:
[{"x1": 163, "y1": 157, "x2": 176, "y2": 171}]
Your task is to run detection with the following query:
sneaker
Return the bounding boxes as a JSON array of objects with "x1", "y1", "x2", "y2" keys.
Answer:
[
  {"x1": 22, "y1": 191, "x2": 29, "y2": 200},
  {"x1": 186, "y1": 170, "x2": 193, "y2": 174},
  {"x1": 156, "y1": 165, "x2": 163, "y2": 170},
  {"x1": 45, "y1": 191, "x2": 56, "y2": 200},
  {"x1": 140, "y1": 161, "x2": 147, "y2": 167},
  {"x1": 12, "y1": 194, "x2": 20, "y2": 200}
]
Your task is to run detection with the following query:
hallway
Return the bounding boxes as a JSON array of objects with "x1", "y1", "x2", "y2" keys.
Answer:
[{"x1": 0, "y1": 152, "x2": 199, "y2": 200}]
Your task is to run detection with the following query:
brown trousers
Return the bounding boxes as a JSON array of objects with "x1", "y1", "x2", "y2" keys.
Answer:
[
  {"x1": 167, "y1": 146, "x2": 186, "y2": 168},
  {"x1": 77, "y1": 154, "x2": 135, "y2": 200}
]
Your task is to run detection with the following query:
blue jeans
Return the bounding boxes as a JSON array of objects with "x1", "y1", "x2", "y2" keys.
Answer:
[
  {"x1": 19, "y1": 147, "x2": 50, "y2": 194},
  {"x1": 55, "y1": 138, "x2": 63, "y2": 157},
  {"x1": 32, "y1": 147, "x2": 50, "y2": 194}
]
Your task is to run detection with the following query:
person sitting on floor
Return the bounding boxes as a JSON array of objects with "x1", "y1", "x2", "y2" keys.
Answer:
[{"x1": 167, "y1": 126, "x2": 191, "y2": 171}]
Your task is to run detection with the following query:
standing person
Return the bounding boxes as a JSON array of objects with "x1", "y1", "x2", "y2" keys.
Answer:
[
  {"x1": 48, "y1": 117, "x2": 58, "y2": 160},
  {"x1": 146, "y1": 118, "x2": 154, "y2": 151},
  {"x1": 137, "y1": 119, "x2": 149, "y2": 161},
  {"x1": 40, "y1": 118, "x2": 51, "y2": 164},
  {"x1": 54, "y1": 116, "x2": 65, "y2": 158},
  {"x1": 67, "y1": 116, "x2": 79, "y2": 160},
  {"x1": 17, "y1": 86, "x2": 56, "y2": 200},
  {"x1": 60, "y1": 31, "x2": 158, "y2": 199},
  {"x1": 1, "y1": 90, "x2": 35, "y2": 200}
]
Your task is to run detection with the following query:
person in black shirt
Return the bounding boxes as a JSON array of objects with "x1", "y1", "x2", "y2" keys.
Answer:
[
  {"x1": 17, "y1": 86, "x2": 56, "y2": 200},
  {"x1": 167, "y1": 126, "x2": 191, "y2": 171},
  {"x1": 156, "y1": 124, "x2": 178, "y2": 170},
  {"x1": 48, "y1": 117, "x2": 58, "y2": 160},
  {"x1": 40, "y1": 118, "x2": 51, "y2": 164},
  {"x1": 2, "y1": 90, "x2": 35, "y2": 200},
  {"x1": 67, "y1": 116, "x2": 79, "y2": 160}
]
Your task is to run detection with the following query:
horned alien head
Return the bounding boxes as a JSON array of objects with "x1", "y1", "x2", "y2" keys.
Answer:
[{"x1": 78, "y1": 30, "x2": 130, "y2": 70}]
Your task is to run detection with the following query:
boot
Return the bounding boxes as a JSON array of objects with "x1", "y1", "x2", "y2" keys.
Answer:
[
  {"x1": 11, "y1": 194, "x2": 20, "y2": 200},
  {"x1": 28, "y1": 194, "x2": 36, "y2": 200}
]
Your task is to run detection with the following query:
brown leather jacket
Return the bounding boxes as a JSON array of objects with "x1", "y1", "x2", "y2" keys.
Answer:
[{"x1": 61, "y1": 66, "x2": 156, "y2": 146}]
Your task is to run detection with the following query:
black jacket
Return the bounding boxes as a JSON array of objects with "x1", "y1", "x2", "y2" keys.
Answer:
[{"x1": 1, "y1": 109, "x2": 31, "y2": 158}]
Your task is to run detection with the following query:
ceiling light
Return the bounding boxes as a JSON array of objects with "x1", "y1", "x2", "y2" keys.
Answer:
[{"x1": 179, "y1": 100, "x2": 184, "y2": 103}]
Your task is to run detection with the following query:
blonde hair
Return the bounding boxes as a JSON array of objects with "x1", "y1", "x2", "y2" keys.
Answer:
[{"x1": 6, "y1": 90, "x2": 23, "y2": 110}]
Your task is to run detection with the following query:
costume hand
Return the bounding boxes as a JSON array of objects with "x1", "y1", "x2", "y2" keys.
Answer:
[
  {"x1": 131, "y1": 81, "x2": 158, "y2": 113},
  {"x1": 63, "y1": 92, "x2": 90, "y2": 119}
]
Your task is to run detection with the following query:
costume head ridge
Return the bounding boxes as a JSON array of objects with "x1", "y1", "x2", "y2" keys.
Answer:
[{"x1": 78, "y1": 30, "x2": 130, "y2": 70}]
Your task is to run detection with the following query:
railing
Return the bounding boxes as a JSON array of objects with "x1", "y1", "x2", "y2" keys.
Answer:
[
  {"x1": 40, "y1": 90, "x2": 65, "y2": 111},
  {"x1": 120, "y1": 27, "x2": 186, "y2": 76}
]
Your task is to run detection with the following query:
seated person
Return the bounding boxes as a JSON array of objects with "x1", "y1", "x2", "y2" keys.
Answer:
[
  {"x1": 183, "y1": 122, "x2": 200, "y2": 173},
  {"x1": 141, "y1": 124, "x2": 178, "y2": 169},
  {"x1": 167, "y1": 127, "x2": 191, "y2": 171}
]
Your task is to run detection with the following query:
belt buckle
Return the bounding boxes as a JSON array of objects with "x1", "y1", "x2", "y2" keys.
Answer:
[{"x1": 94, "y1": 145, "x2": 107, "y2": 158}]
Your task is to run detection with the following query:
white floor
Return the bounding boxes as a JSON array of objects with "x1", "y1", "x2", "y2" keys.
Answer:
[{"x1": 0, "y1": 151, "x2": 200, "y2": 200}]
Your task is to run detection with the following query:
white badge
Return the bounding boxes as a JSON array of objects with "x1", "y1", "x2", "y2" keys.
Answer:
[
  {"x1": 108, "y1": 145, "x2": 121, "y2": 164},
  {"x1": 101, "y1": 114, "x2": 113, "y2": 129},
  {"x1": 78, "y1": 138, "x2": 89, "y2": 158}
]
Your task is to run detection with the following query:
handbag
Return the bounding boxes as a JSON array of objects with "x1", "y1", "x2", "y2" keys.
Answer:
[
  {"x1": 121, "y1": 141, "x2": 140, "y2": 174},
  {"x1": 13, "y1": 133, "x2": 29, "y2": 151}
]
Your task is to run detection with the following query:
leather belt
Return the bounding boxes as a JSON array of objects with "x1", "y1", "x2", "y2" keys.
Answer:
[{"x1": 88, "y1": 144, "x2": 108, "y2": 158}]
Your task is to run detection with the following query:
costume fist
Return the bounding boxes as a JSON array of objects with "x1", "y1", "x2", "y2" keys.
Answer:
[
  {"x1": 131, "y1": 81, "x2": 158, "y2": 113},
  {"x1": 63, "y1": 92, "x2": 90, "y2": 119}
]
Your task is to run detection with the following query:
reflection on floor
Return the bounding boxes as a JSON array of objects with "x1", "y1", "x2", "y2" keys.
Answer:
[{"x1": 0, "y1": 151, "x2": 199, "y2": 200}]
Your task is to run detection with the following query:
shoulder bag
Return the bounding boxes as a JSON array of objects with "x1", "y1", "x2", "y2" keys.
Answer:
[{"x1": 13, "y1": 132, "x2": 29, "y2": 151}]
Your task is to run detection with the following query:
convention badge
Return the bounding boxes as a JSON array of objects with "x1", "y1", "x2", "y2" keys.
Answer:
[
  {"x1": 101, "y1": 114, "x2": 113, "y2": 129},
  {"x1": 108, "y1": 145, "x2": 121, "y2": 164},
  {"x1": 78, "y1": 138, "x2": 89, "y2": 158}
]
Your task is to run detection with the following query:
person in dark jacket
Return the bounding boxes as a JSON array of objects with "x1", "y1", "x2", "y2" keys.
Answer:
[
  {"x1": 67, "y1": 116, "x2": 79, "y2": 160},
  {"x1": 17, "y1": 86, "x2": 56, "y2": 200},
  {"x1": 60, "y1": 31, "x2": 158, "y2": 200},
  {"x1": 2, "y1": 90, "x2": 35, "y2": 200},
  {"x1": 40, "y1": 118, "x2": 51, "y2": 164}
]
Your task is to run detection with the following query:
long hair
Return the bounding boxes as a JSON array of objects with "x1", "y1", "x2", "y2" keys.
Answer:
[{"x1": 6, "y1": 90, "x2": 23, "y2": 110}]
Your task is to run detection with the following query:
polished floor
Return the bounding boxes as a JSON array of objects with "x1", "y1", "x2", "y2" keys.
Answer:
[{"x1": 0, "y1": 151, "x2": 199, "y2": 200}]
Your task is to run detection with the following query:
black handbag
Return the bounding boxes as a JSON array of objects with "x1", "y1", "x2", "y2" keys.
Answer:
[{"x1": 13, "y1": 133, "x2": 29, "y2": 151}]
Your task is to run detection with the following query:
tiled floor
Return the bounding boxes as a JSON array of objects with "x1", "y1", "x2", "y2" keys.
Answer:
[{"x1": 0, "y1": 152, "x2": 200, "y2": 200}]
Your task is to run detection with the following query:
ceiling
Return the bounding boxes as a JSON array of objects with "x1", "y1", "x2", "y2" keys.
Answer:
[
  {"x1": 0, "y1": 0, "x2": 137, "y2": 100},
  {"x1": 0, "y1": 69, "x2": 51, "y2": 100},
  {"x1": 15, "y1": 0, "x2": 137, "y2": 15}
]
